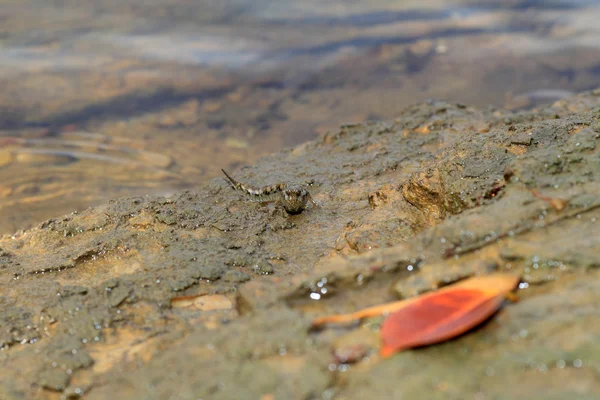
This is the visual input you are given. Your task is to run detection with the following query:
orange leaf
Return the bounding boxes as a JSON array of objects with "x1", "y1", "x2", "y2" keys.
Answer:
[
  {"x1": 380, "y1": 274, "x2": 519, "y2": 357},
  {"x1": 531, "y1": 189, "x2": 567, "y2": 211},
  {"x1": 311, "y1": 274, "x2": 518, "y2": 329},
  {"x1": 310, "y1": 274, "x2": 519, "y2": 356}
]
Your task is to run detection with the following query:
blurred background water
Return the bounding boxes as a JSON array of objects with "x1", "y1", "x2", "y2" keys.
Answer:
[{"x1": 1, "y1": 0, "x2": 600, "y2": 233}]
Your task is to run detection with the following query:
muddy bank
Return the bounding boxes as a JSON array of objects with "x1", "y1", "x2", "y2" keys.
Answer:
[{"x1": 1, "y1": 89, "x2": 600, "y2": 399}]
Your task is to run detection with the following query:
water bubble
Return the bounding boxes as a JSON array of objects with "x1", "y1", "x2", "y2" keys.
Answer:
[
  {"x1": 519, "y1": 329, "x2": 529, "y2": 338},
  {"x1": 573, "y1": 359, "x2": 583, "y2": 368},
  {"x1": 407, "y1": 265, "x2": 413, "y2": 271},
  {"x1": 538, "y1": 364, "x2": 548, "y2": 373},
  {"x1": 317, "y1": 277, "x2": 328, "y2": 287},
  {"x1": 310, "y1": 293, "x2": 321, "y2": 300},
  {"x1": 518, "y1": 282, "x2": 529, "y2": 289},
  {"x1": 322, "y1": 388, "x2": 336, "y2": 400}
]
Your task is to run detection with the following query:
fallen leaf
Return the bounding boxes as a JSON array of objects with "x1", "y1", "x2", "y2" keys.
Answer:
[
  {"x1": 333, "y1": 344, "x2": 369, "y2": 364},
  {"x1": 414, "y1": 125, "x2": 431, "y2": 134},
  {"x1": 311, "y1": 274, "x2": 520, "y2": 357},
  {"x1": 381, "y1": 291, "x2": 498, "y2": 356},
  {"x1": 171, "y1": 294, "x2": 233, "y2": 311},
  {"x1": 382, "y1": 274, "x2": 519, "y2": 356},
  {"x1": 531, "y1": 189, "x2": 567, "y2": 211}
]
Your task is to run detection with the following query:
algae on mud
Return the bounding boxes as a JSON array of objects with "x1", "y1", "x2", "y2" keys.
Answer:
[{"x1": 1, "y1": 90, "x2": 600, "y2": 399}]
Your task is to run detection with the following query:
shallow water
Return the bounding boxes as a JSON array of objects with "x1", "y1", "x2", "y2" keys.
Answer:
[{"x1": 1, "y1": 0, "x2": 600, "y2": 233}]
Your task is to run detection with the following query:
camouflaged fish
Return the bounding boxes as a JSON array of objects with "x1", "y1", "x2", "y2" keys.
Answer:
[{"x1": 221, "y1": 169, "x2": 316, "y2": 215}]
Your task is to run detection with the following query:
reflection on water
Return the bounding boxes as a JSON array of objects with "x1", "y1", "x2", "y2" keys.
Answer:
[
  {"x1": 1, "y1": 0, "x2": 600, "y2": 233},
  {"x1": 0, "y1": 130, "x2": 187, "y2": 233}
]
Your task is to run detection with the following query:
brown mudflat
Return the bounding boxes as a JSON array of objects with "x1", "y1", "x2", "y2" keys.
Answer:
[{"x1": 1, "y1": 88, "x2": 600, "y2": 399}]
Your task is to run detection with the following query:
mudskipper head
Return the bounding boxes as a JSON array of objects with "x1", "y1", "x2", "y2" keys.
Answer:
[{"x1": 282, "y1": 186, "x2": 311, "y2": 215}]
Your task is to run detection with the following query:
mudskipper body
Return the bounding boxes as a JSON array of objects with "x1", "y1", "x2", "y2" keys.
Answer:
[{"x1": 221, "y1": 169, "x2": 316, "y2": 215}]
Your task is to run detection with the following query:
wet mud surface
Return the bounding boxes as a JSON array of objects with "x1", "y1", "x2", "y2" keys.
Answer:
[{"x1": 1, "y1": 89, "x2": 600, "y2": 399}]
